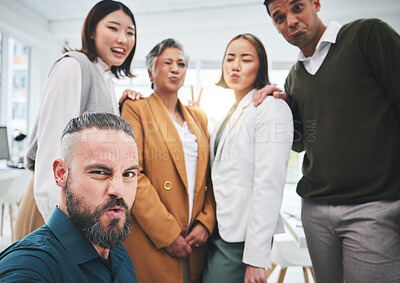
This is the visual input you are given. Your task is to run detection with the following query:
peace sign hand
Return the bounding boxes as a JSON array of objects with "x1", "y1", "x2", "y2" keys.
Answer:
[{"x1": 188, "y1": 85, "x2": 203, "y2": 107}]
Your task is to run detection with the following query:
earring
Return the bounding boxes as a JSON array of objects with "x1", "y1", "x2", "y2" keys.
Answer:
[{"x1": 56, "y1": 180, "x2": 58, "y2": 184}]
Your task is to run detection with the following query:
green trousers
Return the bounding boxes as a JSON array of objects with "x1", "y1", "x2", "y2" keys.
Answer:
[{"x1": 203, "y1": 229, "x2": 245, "y2": 283}]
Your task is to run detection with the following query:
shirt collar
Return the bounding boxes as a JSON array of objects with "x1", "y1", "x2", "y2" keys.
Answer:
[
  {"x1": 95, "y1": 57, "x2": 109, "y2": 72},
  {"x1": 47, "y1": 207, "x2": 100, "y2": 265},
  {"x1": 298, "y1": 21, "x2": 342, "y2": 61}
]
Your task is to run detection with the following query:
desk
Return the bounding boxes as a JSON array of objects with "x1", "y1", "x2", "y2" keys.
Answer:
[
  {"x1": 1, "y1": 167, "x2": 27, "y2": 182},
  {"x1": 281, "y1": 183, "x2": 307, "y2": 248}
]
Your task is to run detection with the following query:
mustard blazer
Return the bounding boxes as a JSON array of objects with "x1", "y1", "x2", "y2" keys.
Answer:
[{"x1": 121, "y1": 93, "x2": 215, "y2": 283}]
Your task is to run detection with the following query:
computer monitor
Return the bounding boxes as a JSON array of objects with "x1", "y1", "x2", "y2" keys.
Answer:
[{"x1": 0, "y1": 126, "x2": 10, "y2": 161}]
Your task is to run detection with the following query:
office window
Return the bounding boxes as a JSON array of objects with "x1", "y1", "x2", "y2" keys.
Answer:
[{"x1": 7, "y1": 38, "x2": 30, "y2": 162}]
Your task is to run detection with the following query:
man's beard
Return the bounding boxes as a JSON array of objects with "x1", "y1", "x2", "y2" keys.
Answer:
[{"x1": 65, "y1": 175, "x2": 132, "y2": 250}]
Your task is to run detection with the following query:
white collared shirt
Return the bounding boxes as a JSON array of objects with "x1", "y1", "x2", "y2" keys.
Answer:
[
  {"x1": 172, "y1": 121, "x2": 198, "y2": 230},
  {"x1": 298, "y1": 21, "x2": 342, "y2": 75}
]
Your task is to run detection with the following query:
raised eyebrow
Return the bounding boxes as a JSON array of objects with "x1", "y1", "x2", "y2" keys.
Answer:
[
  {"x1": 126, "y1": 165, "x2": 140, "y2": 171},
  {"x1": 289, "y1": 0, "x2": 302, "y2": 9},
  {"x1": 272, "y1": 0, "x2": 301, "y2": 18}
]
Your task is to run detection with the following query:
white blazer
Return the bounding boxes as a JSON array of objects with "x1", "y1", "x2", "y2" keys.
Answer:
[{"x1": 210, "y1": 89, "x2": 293, "y2": 268}]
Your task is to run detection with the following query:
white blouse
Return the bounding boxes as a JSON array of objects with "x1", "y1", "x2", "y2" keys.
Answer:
[
  {"x1": 33, "y1": 56, "x2": 118, "y2": 221},
  {"x1": 172, "y1": 121, "x2": 198, "y2": 229}
]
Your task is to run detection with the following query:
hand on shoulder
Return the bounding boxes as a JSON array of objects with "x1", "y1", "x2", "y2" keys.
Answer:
[
  {"x1": 253, "y1": 84, "x2": 288, "y2": 107},
  {"x1": 119, "y1": 89, "x2": 144, "y2": 107}
]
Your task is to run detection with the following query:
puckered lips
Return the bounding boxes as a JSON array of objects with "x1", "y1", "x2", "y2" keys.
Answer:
[
  {"x1": 169, "y1": 76, "x2": 179, "y2": 82},
  {"x1": 230, "y1": 73, "x2": 240, "y2": 81},
  {"x1": 105, "y1": 206, "x2": 124, "y2": 218}
]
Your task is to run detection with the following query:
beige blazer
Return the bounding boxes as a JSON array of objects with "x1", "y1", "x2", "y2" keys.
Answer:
[{"x1": 121, "y1": 93, "x2": 215, "y2": 283}]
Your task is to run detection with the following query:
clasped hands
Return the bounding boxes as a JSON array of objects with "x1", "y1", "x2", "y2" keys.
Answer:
[{"x1": 164, "y1": 222, "x2": 209, "y2": 258}]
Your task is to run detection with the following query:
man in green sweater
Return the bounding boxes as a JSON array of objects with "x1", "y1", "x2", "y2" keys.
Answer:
[{"x1": 263, "y1": 0, "x2": 400, "y2": 282}]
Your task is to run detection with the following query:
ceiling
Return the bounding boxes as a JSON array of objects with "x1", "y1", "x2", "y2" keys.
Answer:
[
  {"x1": 14, "y1": 0, "x2": 263, "y2": 22},
  {"x1": 11, "y1": 0, "x2": 400, "y2": 25}
]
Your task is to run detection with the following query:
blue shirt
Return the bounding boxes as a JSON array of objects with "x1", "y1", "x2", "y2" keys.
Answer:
[{"x1": 0, "y1": 207, "x2": 136, "y2": 283}]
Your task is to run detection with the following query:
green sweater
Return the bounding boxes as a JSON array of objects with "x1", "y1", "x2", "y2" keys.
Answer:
[{"x1": 285, "y1": 19, "x2": 400, "y2": 205}]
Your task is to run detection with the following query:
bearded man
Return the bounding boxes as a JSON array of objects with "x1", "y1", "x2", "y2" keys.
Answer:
[{"x1": 0, "y1": 112, "x2": 139, "y2": 283}]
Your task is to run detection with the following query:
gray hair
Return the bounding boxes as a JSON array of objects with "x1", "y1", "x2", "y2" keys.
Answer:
[
  {"x1": 145, "y1": 38, "x2": 189, "y2": 89},
  {"x1": 61, "y1": 112, "x2": 135, "y2": 164}
]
